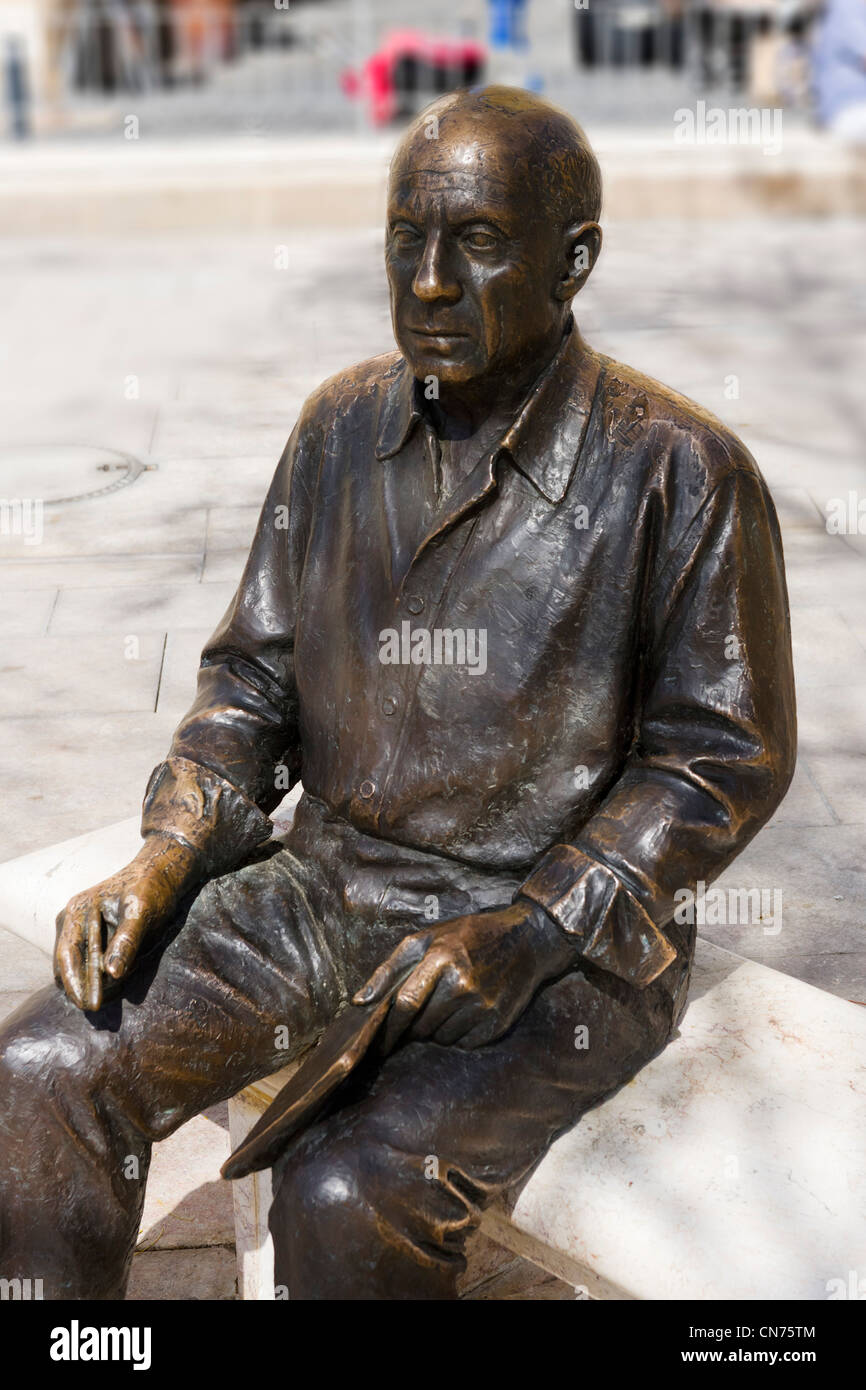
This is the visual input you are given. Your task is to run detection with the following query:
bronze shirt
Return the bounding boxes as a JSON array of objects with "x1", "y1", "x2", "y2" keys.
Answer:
[{"x1": 141, "y1": 322, "x2": 797, "y2": 990}]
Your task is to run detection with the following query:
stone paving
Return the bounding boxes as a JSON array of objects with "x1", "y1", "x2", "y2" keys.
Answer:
[{"x1": 1, "y1": 215, "x2": 863, "y2": 1296}]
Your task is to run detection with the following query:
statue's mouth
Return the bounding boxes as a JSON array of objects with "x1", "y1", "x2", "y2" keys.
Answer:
[{"x1": 408, "y1": 327, "x2": 469, "y2": 338}]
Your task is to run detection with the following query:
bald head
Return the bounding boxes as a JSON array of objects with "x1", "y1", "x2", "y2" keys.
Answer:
[
  {"x1": 390, "y1": 85, "x2": 602, "y2": 232},
  {"x1": 385, "y1": 85, "x2": 603, "y2": 413}
]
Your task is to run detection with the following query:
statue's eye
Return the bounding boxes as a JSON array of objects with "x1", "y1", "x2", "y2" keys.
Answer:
[
  {"x1": 391, "y1": 224, "x2": 420, "y2": 246},
  {"x1": 464, "y1": 229, "x2": 498, "y2": 251}
]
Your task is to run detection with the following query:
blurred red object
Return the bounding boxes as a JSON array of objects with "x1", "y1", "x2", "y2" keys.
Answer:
[{"x1": 341, "y1": 29, "x2": 486, "y2": 126}]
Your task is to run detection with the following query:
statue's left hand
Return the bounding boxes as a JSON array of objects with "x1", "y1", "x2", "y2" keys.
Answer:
[{"x1": 353, "y1": 900, "x2": 575, "y2": 1051}]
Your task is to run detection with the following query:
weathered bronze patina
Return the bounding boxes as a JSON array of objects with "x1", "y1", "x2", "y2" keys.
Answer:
[{"x1": 0, "y1": 86, "x2": 796, "y2": 1300}]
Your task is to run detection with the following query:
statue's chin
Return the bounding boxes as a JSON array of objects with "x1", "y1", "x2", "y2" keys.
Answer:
[{"x1": 401, "y1": 349, "x2": 487, "y2": 389}]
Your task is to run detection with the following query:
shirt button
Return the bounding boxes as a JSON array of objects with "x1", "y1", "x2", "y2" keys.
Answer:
[
  {"x1": 405, "y1": 595, "x2": 424, "y2": 614},
  {"x1": 358, "y1": 779, "x2": 376, "y2": 799},
  {"x1": 382, "y1": 696, "x2": 398, "y2": 716}
]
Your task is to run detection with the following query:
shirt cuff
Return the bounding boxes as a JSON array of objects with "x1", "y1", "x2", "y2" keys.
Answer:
[
  {"x1": 141, "y1": 755, "x2": 275, "y2": 878},
  {"x1": 516, "y1": 843, "x2": 677, "y2": 989}
]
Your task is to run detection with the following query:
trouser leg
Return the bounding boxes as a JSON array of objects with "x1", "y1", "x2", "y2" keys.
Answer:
[
  {"x1": 270, "y1": 958, "x2": 683, "y2": 1300},
  {"x1": 0, "y1": 852, "x2": 345, "y2": 1300}
]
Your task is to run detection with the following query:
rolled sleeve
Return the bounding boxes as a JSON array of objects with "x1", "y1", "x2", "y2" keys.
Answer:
[
  {"x1": 517, "y1": 845, "x2": 677, "y2": 988},
  {"x1": 141, "y1": 756, "x2": 275, "y2": 879}
]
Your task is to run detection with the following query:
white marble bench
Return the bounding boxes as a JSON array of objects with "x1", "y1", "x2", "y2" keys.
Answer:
[{"x1": 2, "y1": 815, "x2": 865, "y2": 1301}]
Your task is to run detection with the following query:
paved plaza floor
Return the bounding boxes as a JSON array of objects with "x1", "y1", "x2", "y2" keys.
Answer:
[{"x1": 1, "y1": 215, "x2": 864, "y2": 1296}]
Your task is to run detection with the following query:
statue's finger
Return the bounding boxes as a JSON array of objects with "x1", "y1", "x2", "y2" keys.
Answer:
[
  {"x1": 104, "y1": 906, "x2": 146, "y2": 980},
  {"x1": 432, "y1": 1008, "x2": 476, "y2": 1047},
  {"x1": 380, "y1": 962, "x2": 439, "y2": 1054},
  {"x1": 352, "y1": 931, "x2": 429, "y2": 1005},
  {"x1": 55, "y1": 933, "x2": 85, "y2": 1010},
  {"x1": 52, "y1": 909, "x2": 68, "y2": 981},
  {"x1": 456, "y1": 1017, "x2": 500, "y2": 1050},
  {"x1": 409, "y1": 979, "x2": 462, "y2": 1040},
  {"x1": 85, "y1": 903, "x2": 103, "y2": 1012},
  {"x1": 54, "y1": 906, "x2": 87, "y2": 1008}
]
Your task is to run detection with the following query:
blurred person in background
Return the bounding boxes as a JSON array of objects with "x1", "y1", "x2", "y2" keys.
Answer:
[
  {"x1": 695, "y1": 0, "x2": 779, "y2": 90},
  {"x1": 124, "y1": 0, "x2": 161, "y2": 92},
  {"x1": 812, "y1": 0, "x2": 866, "y2": 137},
  {"x1": 173, "y1": 0, "x2": 234, "y2": 85},
  {"x1": 3, "y1": 34, "x2": 30, "y2": 137},
  {"x1": 488, "y1": 0, "x2": 529, "y2": 50},
  {"x1": 69, "y1": 0, "x2": 158, "y2": 92},
  {"x1": 775, "y1": 0, "x2": 820, "y2": 107},
  {"x1": 572, "y1": 0, "x2": 684, "y2": 72},
  {"x1": 573, "y1": 0, "x2": 603, "y2": 68}
]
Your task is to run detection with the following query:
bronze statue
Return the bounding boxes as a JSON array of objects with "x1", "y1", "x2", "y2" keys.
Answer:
[{"x1": 0, "y1": 86, "x2": 796, "y2": 1300}]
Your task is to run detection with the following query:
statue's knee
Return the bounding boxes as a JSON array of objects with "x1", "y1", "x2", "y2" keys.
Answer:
[
  {"x1": 0, "y1": 982, "x2": 108, "y2": 1101},
  {"x1": 269, "y1": 1126, "x2": 477, "y2": 1297},
  {"x1": 270, "y1": 1127, "x2": 474, "y2": 1247},
  {"x1": 272, "y1": 1135, "x2": 373, "y2": 1240},
  {"x1": 0, "y1": 1015, "x2": 89, "y2": 1099}
]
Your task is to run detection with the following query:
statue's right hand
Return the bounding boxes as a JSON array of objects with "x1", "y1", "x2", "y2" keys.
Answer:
[{"x1": 53, "y1": 833, "x2": 203, "y2": 1012}]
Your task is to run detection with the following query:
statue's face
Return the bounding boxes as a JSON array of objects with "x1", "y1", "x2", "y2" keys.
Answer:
[{"x1": 386, "y1": 130, "x2": 566, "y2": 393}]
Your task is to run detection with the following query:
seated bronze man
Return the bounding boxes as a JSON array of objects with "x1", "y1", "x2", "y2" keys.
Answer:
[{"x1": 0, "y1": 86, "x2": 796, "y2": 1300}]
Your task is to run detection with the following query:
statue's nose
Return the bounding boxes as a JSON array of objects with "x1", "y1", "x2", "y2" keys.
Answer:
[{"x1": 412, "y1": 233, "x2": 461, "y2": 304}]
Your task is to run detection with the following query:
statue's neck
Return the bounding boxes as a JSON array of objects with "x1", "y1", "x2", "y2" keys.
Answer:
[{"x1": 424, "y1": 317, "x2": 573, "y2": 441}]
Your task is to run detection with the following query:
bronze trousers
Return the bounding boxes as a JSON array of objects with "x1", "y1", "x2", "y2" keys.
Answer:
[{"x1": 0, "y1": 796, "x2": 691, "y2": 1300}]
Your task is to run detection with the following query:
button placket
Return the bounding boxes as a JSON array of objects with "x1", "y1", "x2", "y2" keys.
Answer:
[{"x1": 375, "y1": 512, "x2": 485, "y2": 823}]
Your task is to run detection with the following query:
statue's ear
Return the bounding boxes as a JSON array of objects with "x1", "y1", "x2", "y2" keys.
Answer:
[{"x1": 555, "y1": 221, "x2": 602, "y2": 302}]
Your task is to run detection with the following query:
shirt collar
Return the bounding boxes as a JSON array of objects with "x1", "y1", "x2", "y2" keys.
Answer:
[{"x1": 374, "y1": 320, "x2": 602, "y2": 505}]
